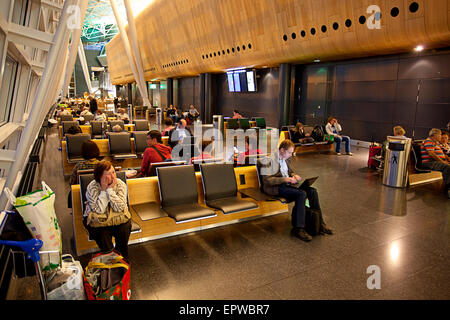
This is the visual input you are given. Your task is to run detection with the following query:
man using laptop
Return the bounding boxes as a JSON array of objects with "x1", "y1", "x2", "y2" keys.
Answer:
[{"x1": 262, "y1": 139, "x2": 333, "y2": 241}]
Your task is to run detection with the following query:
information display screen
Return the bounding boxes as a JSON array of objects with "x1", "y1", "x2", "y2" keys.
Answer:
[{"x1": 226, "y1": 69, "x2": 257, "y2": 92}]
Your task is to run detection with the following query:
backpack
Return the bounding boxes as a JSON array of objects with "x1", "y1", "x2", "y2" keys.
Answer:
[
  {"x1": 305, "y1": 207, "x2": 320, "y2": 236},
  {"x1": 311, "y1": 125, "x2": 324, "y2": 142}
]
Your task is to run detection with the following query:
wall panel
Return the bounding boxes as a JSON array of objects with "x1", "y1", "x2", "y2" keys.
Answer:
[{"x1": 106, "y1": 0, "x2": 450, "y2": 84}]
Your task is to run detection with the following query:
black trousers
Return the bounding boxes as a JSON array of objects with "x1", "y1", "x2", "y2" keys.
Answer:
[
  {"x1": 83, "y1": 218, "x2": 132, "y2": 260},
  {"x1": 277, "y1": 184, "x2": 324, "y2": 229}
]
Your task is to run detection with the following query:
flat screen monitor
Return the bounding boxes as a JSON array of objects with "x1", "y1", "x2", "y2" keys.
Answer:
[
  {"x1": 246, "y1": 71, "x2": 256, "y2": 92},
  {"x1": 239, "y1": 71, "x2": 248, "y2": 92},
  {"x1": 233, "y1": 73, "x2": 241, "y2": 92},
  {"x1": 227, "y1": 73, "x2": 235, "y2": 92}
]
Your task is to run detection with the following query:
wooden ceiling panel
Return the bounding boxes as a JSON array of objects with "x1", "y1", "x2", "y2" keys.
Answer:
[{"x1": 106, "y1": 0, "x2": 450, "y2": 84}]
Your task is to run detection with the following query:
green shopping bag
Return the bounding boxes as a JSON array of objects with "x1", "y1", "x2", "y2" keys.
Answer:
[
  {"x1": 324, "y1": 134, "x2": 334, "y2": 143},
  {"x1": 4, "y1": 181, "x2": 62, "y2": 271}
]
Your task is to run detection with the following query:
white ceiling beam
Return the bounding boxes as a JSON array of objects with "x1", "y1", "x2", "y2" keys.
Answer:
[
  {"x1": 41, "y1": 0, "x2": 63, "y2": 11},
  {"x1": 8, "y1": 22, "x2": 53, "y2": 51}
]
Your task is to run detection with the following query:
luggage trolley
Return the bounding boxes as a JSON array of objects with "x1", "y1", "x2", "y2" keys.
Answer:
[{"x1": 0, "y1": 211, "x2": 60, "y2": 300}]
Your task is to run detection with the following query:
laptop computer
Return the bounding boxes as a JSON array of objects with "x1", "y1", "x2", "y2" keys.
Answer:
[{"x1": 289, "y1": 176, "x2": 318, "y2": 189}]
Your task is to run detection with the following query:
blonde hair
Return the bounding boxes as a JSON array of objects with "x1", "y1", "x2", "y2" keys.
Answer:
[
  {"x1": 429, "y1": 128, "x2": 441, "y2": 137},
  {"x1": 393, "y1": 126, "x2": 405, "y2": 136}
]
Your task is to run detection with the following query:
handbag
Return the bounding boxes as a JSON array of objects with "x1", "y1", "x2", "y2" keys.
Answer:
[
  {"x1": 86, "y1": 205, "x2": 131, "y2": 228},
  {"x1": 83, "y1": 251, "x2": 131, "y2": 300}
]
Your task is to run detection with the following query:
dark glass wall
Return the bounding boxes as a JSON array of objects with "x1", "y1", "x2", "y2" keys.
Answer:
[
  {"x1": 178, "y1": 77, "x2": 201, "y2": 111},
  {"x1": 216, "y1": 68, "x2": 280, "y2": 127},
  {"x1": 294, "y1": 49, "x2": 450, "y2": 143}
]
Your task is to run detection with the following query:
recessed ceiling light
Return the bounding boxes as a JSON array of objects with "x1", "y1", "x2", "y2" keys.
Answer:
[
  {"x1": 314, "y1": 59, "x2": 321, "y2": 63},
  {"x1": 414, "y1": 45, "x2": 424, "y2": 52}
]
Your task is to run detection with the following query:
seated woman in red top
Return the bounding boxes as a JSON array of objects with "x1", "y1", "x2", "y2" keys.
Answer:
[
  {"x1": 232, "y1": 109, "x2": 243, "y2": 119},
  {"x1": 237, "y1": 136, "x2": 262, "y2": 165},
  {"x1": 137, "y1": 130, "x2": 172, "y2": 177}
]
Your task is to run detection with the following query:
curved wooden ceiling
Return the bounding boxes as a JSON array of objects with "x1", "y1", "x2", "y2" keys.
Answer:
[{"x1": 106, "y1": 0, "x2": 450, "y2": 85}]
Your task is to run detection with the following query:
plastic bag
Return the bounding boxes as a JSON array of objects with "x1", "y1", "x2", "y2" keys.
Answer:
[
  {"x1": 4, "y1": 181, "x2": 62, "y2": 271},
  {"x1": 47, "y1": 254, "x2": 86, "y2": 300}
]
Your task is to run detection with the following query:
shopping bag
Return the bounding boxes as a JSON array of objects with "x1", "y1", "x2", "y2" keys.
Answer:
[
  {"x1": 83, "y1": 251, "x2": 131, "y2": 300},
  {"x1": 47, "y1": 254, "x2": 86, "y2": 300},
  {"x1": 4, "y1": 181, "x2": 62, "y2": 271}
]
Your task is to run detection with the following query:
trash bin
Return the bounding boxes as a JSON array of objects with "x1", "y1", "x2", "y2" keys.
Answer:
[
  {"x1": 156, "y1": 108, "x2": 162, "y2": 131},
  {"x1": 382, "y1": 137, "x2": 412, "y2": 188}
]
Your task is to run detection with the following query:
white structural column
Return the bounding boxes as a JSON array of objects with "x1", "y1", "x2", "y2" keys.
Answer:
[
  {"x1": 110, "y1": 0, "x2": 148, "y2": 107},
  {"x1": 78, "y1": 40, "x2": 92, "y2": 93},
  {"x1": 123, "y1": 0, "x2": 151, "y2": 107},
  {"x1": 0, "y1": 0, "x2": 77, "y2": 208},
  {"x1": 61, "y1": 0, "x2": 88, "y2": 98}
]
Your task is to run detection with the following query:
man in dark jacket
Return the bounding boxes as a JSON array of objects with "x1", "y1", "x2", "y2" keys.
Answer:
[
  {"x1": 261, "y1": 139, "x2": 332, "y2": 241},
  {"x1": 89, "y1": 96, "x2": 98, "y2": 114},
  {"x1": 138, "y1": 130, "x2": 172, "y2": 177}
]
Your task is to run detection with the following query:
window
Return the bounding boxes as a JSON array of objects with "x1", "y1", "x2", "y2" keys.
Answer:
[{"x1": 0, "y1": 56, "x2": 19, "y2": 124}]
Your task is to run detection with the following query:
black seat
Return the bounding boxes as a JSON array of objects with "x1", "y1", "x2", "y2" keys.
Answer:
[
  {"x1": 108, "y1": 132, "x2": 137, "y2": 160},
  {"x1": 192, "y1": 157, "x2": 224, "y2": 171},
  {"x1": 239, "y1": 118, "x2": 251, "y2": 130},
  {"x1": 241, "y1": 153, "x2": 269, "y2": 166},
  {"x1": 412, "y1": 143, "x2": 431, "y2": 173},
  {"x1": 82, "y1": 114, "x2": 94, "y2": 122},
  {"x1": 109, "y1": 120, "x2": 125, "y2": 132},
  {"x1": 200, "y1": 163, "x2": 258, "y2": 214},
  {"x1": 104, "y1": 110, "x2": 115, "y2": 118},
  {"x1": 156, "y1": 165, "x2": 216, "y2": 223},
  {"x1": 79, "y1": 172, "x2": 141, "y2": 235},
  {"x1": 62, "y1": 121, "x2": 79, "y2": 136},
  {"x1": 91, "y1": 121, "x2": 106, "y2": 139},
  {"x1": 252, "y1": 117, "x2": 266, "y2": 129},
  {"x1": 148, "y1": 161, "x2": 185, "y2": 177},
  {"x1": 133, "y1": 119, "x2": 149, "y2": 132},
  {"x1": 60, "y1": 114, "x2": 74, "y2": 122},
  {"x1": 66, "y1": 133, "x2": 91, "y2": 163},
  {"x1": 226, "y1": 118, "x2": 239, "y2": 130},
  {"x1": 132, "y1": 131, "x2": 148, "y2": 157},
  {"x1": 239, "y1": 159, "x2": 288, "y2": 203}
]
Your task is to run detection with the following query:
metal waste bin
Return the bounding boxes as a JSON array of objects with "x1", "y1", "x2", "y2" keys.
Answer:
[
  {"x1": 382, "y1": 137, "x2": 412, "y2": 188},
  {"x1": 156, "y1": 108, "x2": 162, "y2": 131}
]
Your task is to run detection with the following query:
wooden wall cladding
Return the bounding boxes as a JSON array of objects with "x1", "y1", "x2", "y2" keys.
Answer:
[{"x1": 106, "y1": 0, "x2": 450, "y2": 84}]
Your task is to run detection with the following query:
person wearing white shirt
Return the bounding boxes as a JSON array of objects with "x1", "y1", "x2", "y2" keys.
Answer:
[
  {"x1": 94, "y1": 109, "x2": 107, "y2": 121},
  {"x1": 116, "y1": 108, "x2": 130, "y2": 123},
  {"x1": 325, "y1": 116, "x2": 352, "y2": 156}
]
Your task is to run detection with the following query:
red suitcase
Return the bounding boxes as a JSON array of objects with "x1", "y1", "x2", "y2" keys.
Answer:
[{"x1": 368, "y1": 145, "x2": 382, "y2": 169}]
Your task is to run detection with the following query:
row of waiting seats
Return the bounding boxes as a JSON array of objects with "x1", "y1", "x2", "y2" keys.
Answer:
[
  {"x1": 61, "y1": 119, "x2": 150, "y2": 138},
  {"x1": 78, "y1": 162, "x2": 286, "y2": 226},
  {"x1": 66, "y1": 131, "x2": 147, "y2": 162},
  {"x1": 225, "y1": 117, "x2": 266, "y2": 130},
  {"x1": 71, "y1": 162, "x2": 290, "y2": 255},
  {"x1": 58, "y1": 111, "x2": 116, "y2": 122}
]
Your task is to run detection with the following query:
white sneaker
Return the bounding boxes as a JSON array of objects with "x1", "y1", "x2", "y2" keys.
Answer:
[
  {"x1": 347, "y1": 152, "x2": 353, "y2": 156},
  {"x1": 336, "y1": 152, "x2": 342, "y2": 156}
]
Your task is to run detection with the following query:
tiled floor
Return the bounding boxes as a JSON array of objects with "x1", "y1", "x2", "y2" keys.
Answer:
[{"x1": 24, "y1": 127, "x2": 449, "y2": 300}]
